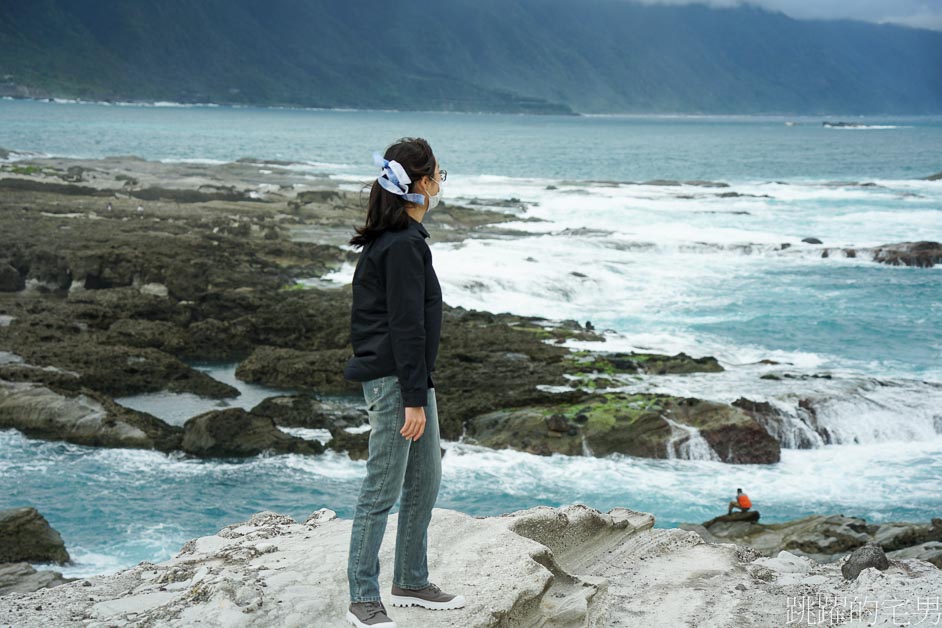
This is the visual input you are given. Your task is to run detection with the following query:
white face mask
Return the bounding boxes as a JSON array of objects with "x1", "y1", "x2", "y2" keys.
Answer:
[{"x1": 426, "y1": 177, "x2": 443, "y2": 211}]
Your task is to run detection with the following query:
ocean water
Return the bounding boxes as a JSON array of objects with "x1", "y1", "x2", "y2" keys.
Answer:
[{"x1": 1, "y1": 99, "x2": 941, "y2": 577}]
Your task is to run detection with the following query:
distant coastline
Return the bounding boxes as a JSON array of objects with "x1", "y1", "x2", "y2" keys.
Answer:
[{"x1": 6, "y1": 95, "x2": 942, "y2": 122}]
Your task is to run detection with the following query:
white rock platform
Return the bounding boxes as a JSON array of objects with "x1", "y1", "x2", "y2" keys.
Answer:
[{"x1": 1, "y1": 504, "x2": 940, "y2": 627}]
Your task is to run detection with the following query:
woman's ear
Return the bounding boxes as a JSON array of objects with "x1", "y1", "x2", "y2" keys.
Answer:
[{"x1": 417, "y1": 174, "x2": 432, "y2": 194}]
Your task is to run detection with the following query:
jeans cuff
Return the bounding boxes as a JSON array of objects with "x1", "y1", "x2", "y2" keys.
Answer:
[
  {"x1": 351, "y1": 596, "x2": 383, "y2": 603},
  {"x1": 394, "y1": 581, "x2": 428, "y2": 590}
]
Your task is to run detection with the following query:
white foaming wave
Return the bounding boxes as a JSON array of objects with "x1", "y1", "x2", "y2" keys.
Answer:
[
  {"x1": 590, "y1": 361, "x2": 942, "y2": 444},
  {"x1": 798, "y1": 381, "x2": 942, "y2": 445},
  {"x1": 83, "y1": 447, "x2": 243, "y2": 479},
  {"x1": 278, "y1": 449, "x2": 366, "y2": 480},
  {"x1": 563, "y1": 330, "x2": 828, "y2": 373},
  {"x1": 431, "y1": 232, "x2": 824, "y2": 323},
  {"x1": 867, "y1": 178, "x2": 942, "y2": 193},
  {"x1": 821, "y1": 209, "x2": 942, "y2": 233},
  {"x1": 322, "y1": 260, "x2": 355, "y2": 285},
  {"x1": 448, "y1": 173, "x2": 938, "y2": 214},
  {"x1": 54, "y1": 549, "x2": 131, "y2": 578},
  {"x1": 152, "y1": 101, "x2": 220, "y2": 108},
  {"x1": 445, "y1": 174, "x2": 942, "y2": 251},
  {"x1": 433, "y1": 235, "x2": 679, "y2": 319},
  {"x1": 319, "y1": 170, "x2": 939, "y2": 382},
  {"x1": 824, "y1": 124, "x2": 909, "y2": 130},
  {"x1": 443, "y1": 442, "x2": 589, "y2": 500},
  {"x1": 121, "y1": 521, "x2": 189, "y2": 558},
  {"x1": 728, "y1": 181, "x2": 897, "y2": 202},
  {"x1": 55, "y1": 521, "x2": 192, "y2": 578},
  {"x1": 15, "y1": 98, "x2": 225, "y2": 108},
  {"x1": 441, "y1": 437, "x2": 942, "y2": 522},
  {"x1": 156, "y1": 157, "x2": 229, "y2": 165},
  {"x1": 279, "y1": 427, "x2": 332, "y2": 443},
  {"x1": 0, "y1": 148, "x2": 49, "y2": 163},
  {"x1": 620, "y1": 222, "x2": 796, "y2": 247},
  {"x1": 70, "y1": 440, "x2": 370, "y2": 485},
  {"x1": 103, "y1": 100, "x2": 220, "y2": 108},
  {"x1": 276, "y1": 160, "x2": 364, "y2": 175},
  {"x1": 768, "y1": 438, "x2": 942, "y2": 521}
]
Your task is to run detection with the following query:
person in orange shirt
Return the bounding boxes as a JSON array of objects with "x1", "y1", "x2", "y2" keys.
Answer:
[{"x1": 728, "y1": 488, "x2": 752, "y2": 515}]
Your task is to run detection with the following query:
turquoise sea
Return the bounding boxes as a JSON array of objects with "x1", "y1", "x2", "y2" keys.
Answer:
[{"x1": 1, "y1": 99, "x2": 940, "y2": 577}]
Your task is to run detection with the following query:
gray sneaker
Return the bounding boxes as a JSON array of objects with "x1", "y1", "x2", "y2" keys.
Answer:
[
  {"x1": 346, "y1": 600, "x2": 396, "y2": 627},
  {"x1": 390, "y1": 582, "x2": 466, "y2": 610}
]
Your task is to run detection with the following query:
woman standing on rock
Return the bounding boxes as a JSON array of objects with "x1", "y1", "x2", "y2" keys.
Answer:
[{"x1": 343, "y1": 137, "x2": 465, "y2": 628}]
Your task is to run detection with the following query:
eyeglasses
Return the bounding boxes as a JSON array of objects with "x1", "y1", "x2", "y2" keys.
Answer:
[{"x1": 438, "y1": 169, "x2": 447, "y2": 182}]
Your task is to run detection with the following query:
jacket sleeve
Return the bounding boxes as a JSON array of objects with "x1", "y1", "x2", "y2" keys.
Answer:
[{"x1": 384, "y1": 236, "x2": 429, "y2": 407}]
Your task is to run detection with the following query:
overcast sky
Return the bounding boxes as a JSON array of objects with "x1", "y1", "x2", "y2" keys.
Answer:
[{"x1": 634, "y1": 0, "x2": 942, "y2": 30}]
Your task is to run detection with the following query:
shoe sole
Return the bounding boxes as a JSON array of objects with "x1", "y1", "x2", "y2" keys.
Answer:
[
  {"x1": 345, "y1": 610, "x2": 397, "y2": 627},
  {"x1": 390, "y1": 593, "x2": 466, "y2": 610}
]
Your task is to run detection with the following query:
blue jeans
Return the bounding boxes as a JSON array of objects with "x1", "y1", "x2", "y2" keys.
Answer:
[{"x1": 347, "y1": 374, "x2": 442, "y2": 603}]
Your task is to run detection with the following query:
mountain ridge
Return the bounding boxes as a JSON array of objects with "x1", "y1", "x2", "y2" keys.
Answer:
[{"x1": 1, "y1": 0, "x2": 940, "y2": 115}]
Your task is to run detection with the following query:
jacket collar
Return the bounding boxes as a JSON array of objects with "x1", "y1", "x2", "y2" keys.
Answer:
[{"x1": 408, "y1": 215, "x2": 430, "y2": 239}]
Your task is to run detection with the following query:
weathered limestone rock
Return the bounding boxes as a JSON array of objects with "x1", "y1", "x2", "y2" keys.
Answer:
[
  {"x1": 0, "y1": 563, "x2": 74, "y2": 596},
  {"x1": 3, "y1": 504, "x2": 941, "y2": 627},
  {"x1": 0, "y1": 380, "x2": 183, "y2": 452},
  {"x1": 684, "y1": 512, "x2": 942, "y2": 568},
  {"x1": 888, "y1": 542, "x2": 942, "y2": 569}
]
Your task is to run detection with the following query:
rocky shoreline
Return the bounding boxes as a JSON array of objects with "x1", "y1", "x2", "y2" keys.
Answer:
[
  {"x1": 682, "y1": 511, "x2": 942, "y2": 569},
  {"x1": 1, "y1": 152, "x2": 939, "y2": 463},
  {"x1": 1, "y1": 151, "x2": 940, "y2": 616},
  {"x1": 2, "y1": 503, "x2": 940, "y2": 627},
  {"x1": 0, "y1": 150, "x2": 809, "y2": 466}
]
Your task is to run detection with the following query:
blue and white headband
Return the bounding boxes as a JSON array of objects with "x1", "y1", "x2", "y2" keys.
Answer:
[{"x1": 372, "y1": 151, "x2": 426, "y2": 204}]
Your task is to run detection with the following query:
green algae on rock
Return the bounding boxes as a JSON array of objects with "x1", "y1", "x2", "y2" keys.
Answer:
[{"x1": 466, "y1": 392, "x2": 780, "y2": 464}]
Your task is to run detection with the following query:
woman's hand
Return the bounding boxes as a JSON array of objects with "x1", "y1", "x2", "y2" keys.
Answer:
[{"x1": 401, "y1": 406, "x2": 427, "y2": 441}]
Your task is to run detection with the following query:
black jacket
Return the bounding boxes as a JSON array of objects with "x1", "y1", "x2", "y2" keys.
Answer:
[{"x1": 343, "y1": 215, "x2": 443, "y2": 407}]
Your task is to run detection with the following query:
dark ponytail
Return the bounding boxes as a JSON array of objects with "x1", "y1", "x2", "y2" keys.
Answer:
[{"x1": 349, "y1": 137, "x2": 436, "y2": 248}]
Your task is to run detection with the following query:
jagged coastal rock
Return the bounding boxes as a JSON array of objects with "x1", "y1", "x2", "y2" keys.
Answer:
[
  {"x1": 2, "y1": 504, "x2": 940, "y2": 627},
  {"x1": 180, "y1": 408, "x2": 325, "y2": 457},
  {"x1": 465, "y1": 392, "x2": 780, "y2": 463},
  {"x1": 682, "y1": 512, "x2": 942, "y2": 567},
  {"x1": 0, "y1": 379, "x2": 184, "y2": 452},
  {"x1": 871, "y1": 241, "x2": 942, "y2": 268},
  {"x1": 3, "y1": 155, "x2": 939, "y2": 468},
  {"x1": 0, "y1": 507, "x2": 74, "y2": 596},
  {"x1": 0, "y1": 507, "x2": 69, "y2": 565}
]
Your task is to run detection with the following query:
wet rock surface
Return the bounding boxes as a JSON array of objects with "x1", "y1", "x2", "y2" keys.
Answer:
[
  {"x1": 0, "y1": 507, "x2": 70, "y2": 565},
  {"x1": 682, "y1": 512, "x2": 942, "y2": 567},
  {"x1": 466, "y1": 392, "x2": 781, "y2": 463},
  {"x1": 181, "y1": 408, "x2": 325, "y2": 457},
  {"x1": 0, "y1": 154, "x2": 833, "y2": 466},
  {"x1": 871, "y1": 240, "x2": 942, "y2": 268},
  {"x1": 0, "y1": 507, "x2": 74, "y2": 597},
  {"x1": 248, "y1": 394, "x2": 367, "y2": 430}
]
